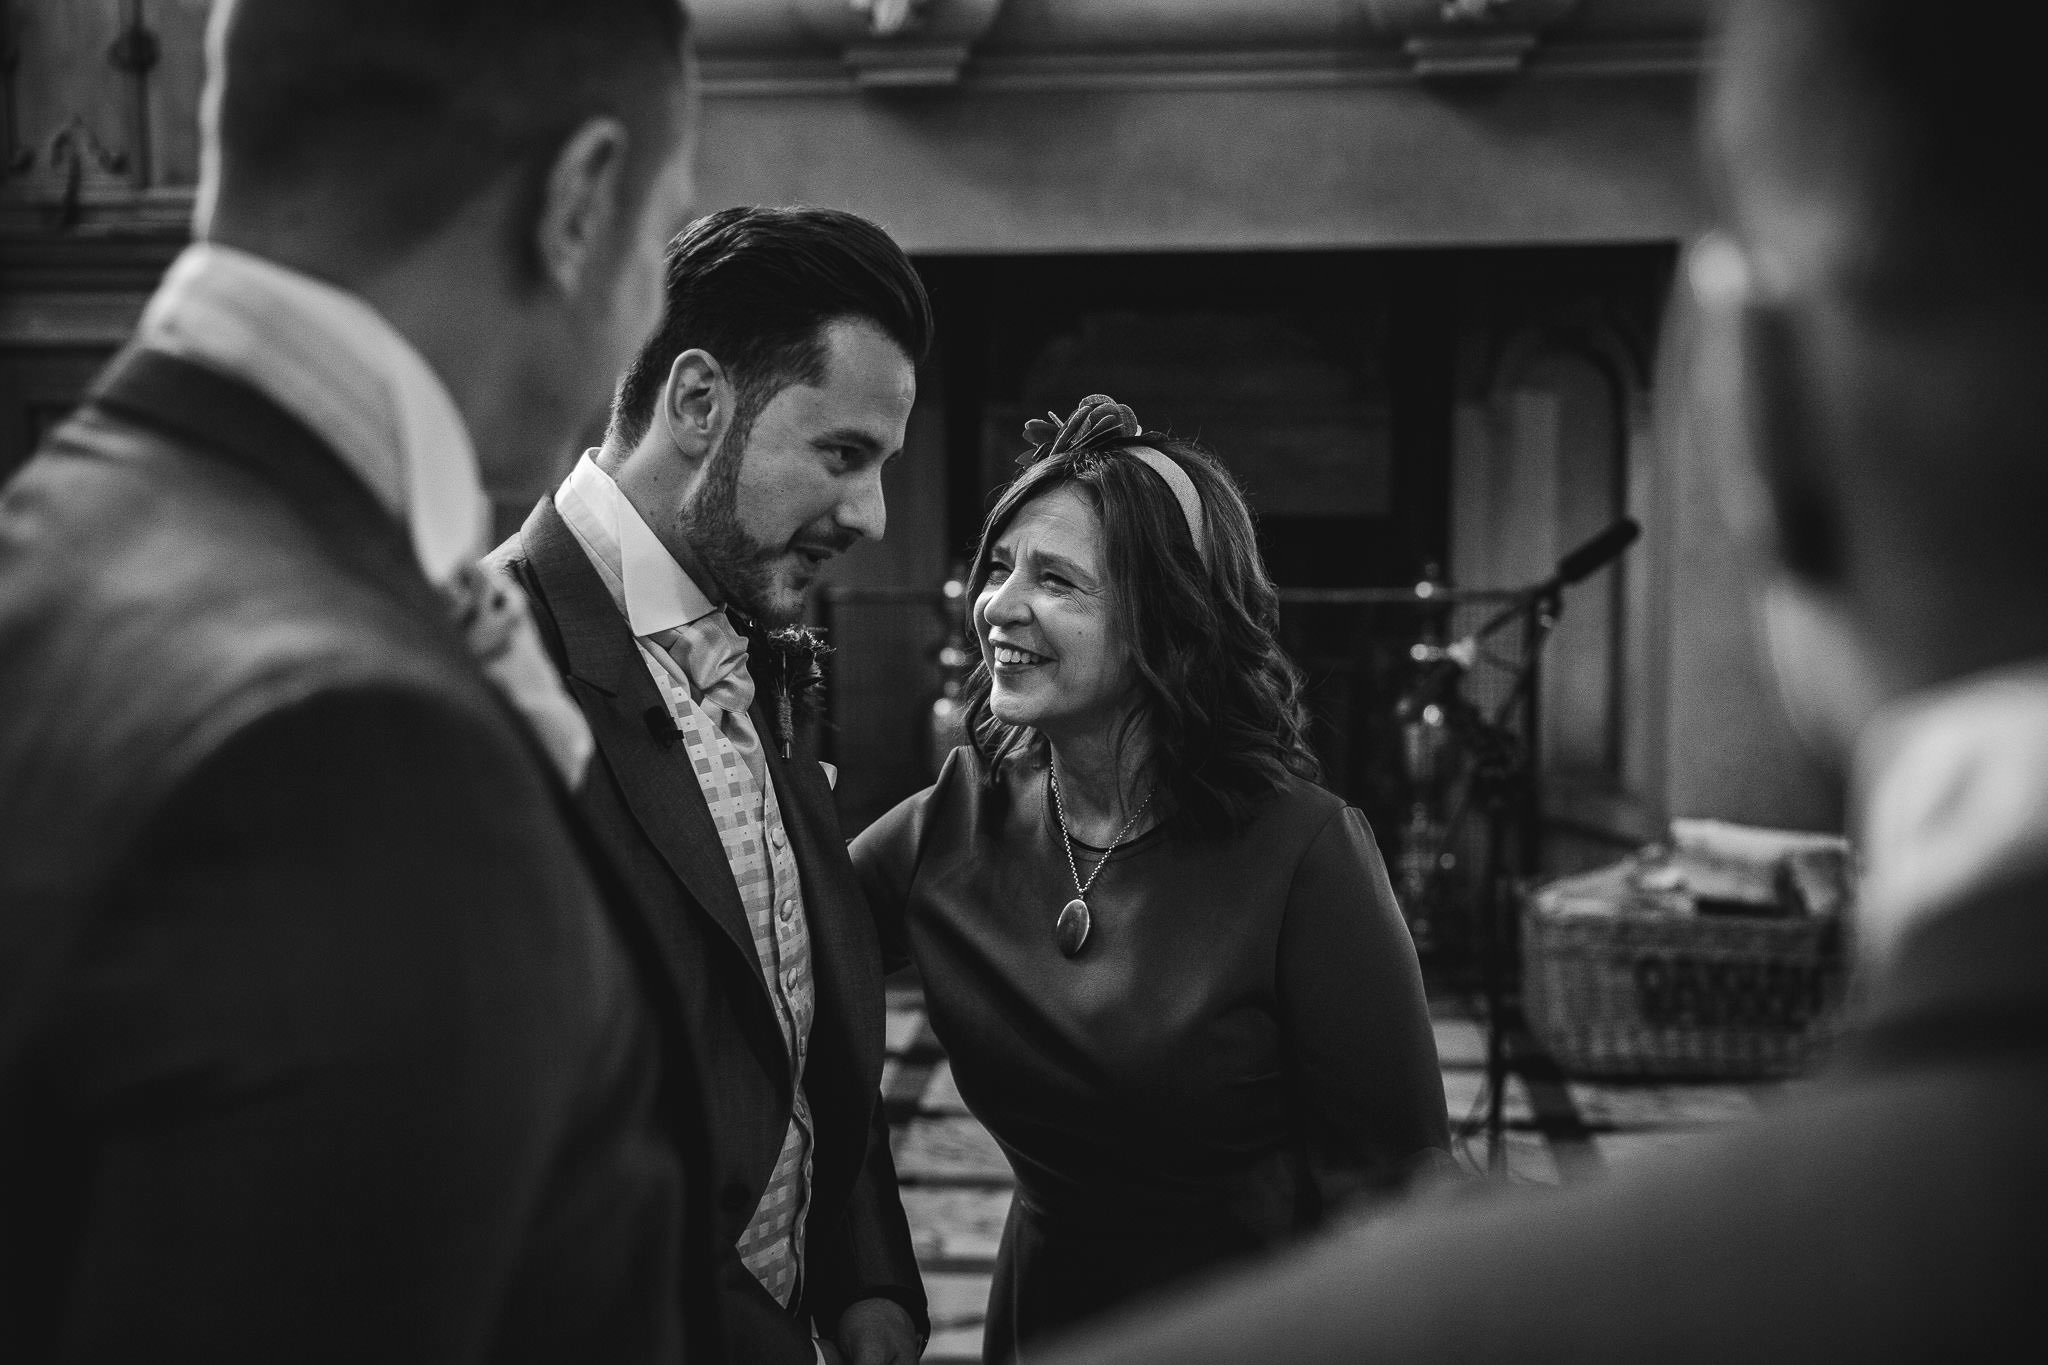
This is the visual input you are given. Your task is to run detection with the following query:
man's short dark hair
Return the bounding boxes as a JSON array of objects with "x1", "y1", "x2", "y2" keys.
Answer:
[
  {"x1": 213, "y1": 0, "x2": 689, "y2": 252},
  {"x1": 606, "y1": 206, "x2": 934, "y2": 452}
]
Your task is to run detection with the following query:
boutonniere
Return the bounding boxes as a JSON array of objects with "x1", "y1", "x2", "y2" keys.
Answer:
[{"x1": 752, "y1": 625, "x2": 833, "y2": 759}]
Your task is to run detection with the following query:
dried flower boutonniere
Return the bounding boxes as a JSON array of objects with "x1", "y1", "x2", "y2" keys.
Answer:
[{"x1": 752, "y1": 625, "x2": 833, "y2": 759}]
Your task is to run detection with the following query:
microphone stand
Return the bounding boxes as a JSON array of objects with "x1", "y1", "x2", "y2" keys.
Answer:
[
  {"x1": 1424, "y1": 585, "x2": 1561, "y2": 1173},
  {"x1": 1400, "y1": 518, "x2": 1635, "y2": 1170}
]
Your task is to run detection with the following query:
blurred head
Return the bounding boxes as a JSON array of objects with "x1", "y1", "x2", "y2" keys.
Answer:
[
  {"x1": 599, "y1": 207, "x2": 933, "y2": 626},
  {"x1": 198, "y1": 0, "x2": 698, "y2": 499},
  {"x1": 965, "y1": 414, "x2": 1320, "y2": 836},
  {"x1": 1695, "y1": 0, "x2": 2048, "y2": 750}
]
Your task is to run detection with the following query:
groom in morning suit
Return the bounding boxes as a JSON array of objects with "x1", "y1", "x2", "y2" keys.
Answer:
[
  {"x1": 1043, "y1": 1, "x2": 2048, "y2": 1361},
  {"x1": 489, "y1": 207, "x2": 933, "y2": 1365},
  {"x1": 0, "y1": 2, "x2": 701, "y2": 1359}
]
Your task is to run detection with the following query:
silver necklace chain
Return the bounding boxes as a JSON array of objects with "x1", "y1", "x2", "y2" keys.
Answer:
[{"x1": 1048, "y1": 763, "x2": 1155, "y2": 899}]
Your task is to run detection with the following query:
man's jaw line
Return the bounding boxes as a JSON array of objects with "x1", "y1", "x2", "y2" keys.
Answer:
[{"x1": 736, "y1": 548, "x2": 838, "y2": 629}]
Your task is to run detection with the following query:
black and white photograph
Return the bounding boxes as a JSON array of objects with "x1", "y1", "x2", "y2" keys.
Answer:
[{"x1": 2, "y1": 2, "x2": 2041, "y2": 1361}]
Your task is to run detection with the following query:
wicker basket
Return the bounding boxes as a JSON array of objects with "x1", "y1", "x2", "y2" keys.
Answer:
[{"x1": 1519, "y1": 856, "x2": 1849, "y2": 1079}]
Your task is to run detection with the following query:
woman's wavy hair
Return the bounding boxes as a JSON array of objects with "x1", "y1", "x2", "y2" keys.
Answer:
[{"x1": 962, "y1": 402, "x2": 1321, "y2": 837}]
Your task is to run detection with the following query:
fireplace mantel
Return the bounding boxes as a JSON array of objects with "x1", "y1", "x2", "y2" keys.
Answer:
[
  {"x1": 688, "y1": 0, "x2": 1708, "y2": 252},
  {"x1": 1, "y1": 0, "x2": 1707, "y2": 252}
]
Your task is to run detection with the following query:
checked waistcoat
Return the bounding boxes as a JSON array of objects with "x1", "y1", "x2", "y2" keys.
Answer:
[{"x1": 643, "y1": 639, "x2": 817, "y2": 1311}]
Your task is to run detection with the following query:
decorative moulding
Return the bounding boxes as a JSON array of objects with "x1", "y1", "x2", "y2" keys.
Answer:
[
  {"x1": 1361, "y1": 0, "x2": 1585, "y2": 77},
  {"x1": 839, "y1": 44, "x2": 972, "y2": 89},
  {"x1": 792, "y1": 0, "x2": 1007, "y2": 88},
  {"x1": 687, "y1": 0, "x2": 1700, "y2": 94},
  {"x1": 847, "y1": 0, "x2": 936, "y2": 38}
]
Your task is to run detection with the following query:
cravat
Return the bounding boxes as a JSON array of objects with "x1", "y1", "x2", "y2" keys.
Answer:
[
  {"x1": 650, "y1": 609, "x2": 762, "y2": 773},
  {"x1": 445, "y1": 562, "x2": 594, "y2": 788}
]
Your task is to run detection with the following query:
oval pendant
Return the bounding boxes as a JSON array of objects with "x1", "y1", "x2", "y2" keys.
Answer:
[{"x1": 1055, "y1": 897, "x2": 1092, "y2": 958}]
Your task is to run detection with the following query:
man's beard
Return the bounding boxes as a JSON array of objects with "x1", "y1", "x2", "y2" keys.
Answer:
[{"x1": 674, "y1": 424, "x2": 803, "y2": 628}]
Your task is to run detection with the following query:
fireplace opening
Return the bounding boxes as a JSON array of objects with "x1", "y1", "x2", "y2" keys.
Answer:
[{"x1": 822, "y1": 243, "x2": 1677, "y2": 969}]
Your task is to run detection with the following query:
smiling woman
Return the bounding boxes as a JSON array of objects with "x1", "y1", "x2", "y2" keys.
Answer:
[
  {"x1": 978, "y1": 484, "x2": 1132, "y2": 745},
  {"x1": 851, "y1": 394, "x2": 1453, "y2": 1362},
  {"x1": 959, "y1": 397, "x2": 1354, "y2": 843}
]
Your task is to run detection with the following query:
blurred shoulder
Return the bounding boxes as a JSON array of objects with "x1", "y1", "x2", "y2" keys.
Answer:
[{"x1": 0, "y1": 407, "x2": 528, "y2": 873}]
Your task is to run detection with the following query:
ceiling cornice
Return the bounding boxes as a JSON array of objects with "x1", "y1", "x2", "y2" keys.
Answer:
[{"x1": 701, "y1": 38, "x2": 1705, "y2": 98}]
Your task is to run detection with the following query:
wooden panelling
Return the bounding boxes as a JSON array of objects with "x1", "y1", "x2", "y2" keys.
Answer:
[
  {"x1": 0, "y1": 232, "x2": 180, "y2": 479},
  {"x1": 1, "y1": 0, "x2": 208, "y2": 228}
]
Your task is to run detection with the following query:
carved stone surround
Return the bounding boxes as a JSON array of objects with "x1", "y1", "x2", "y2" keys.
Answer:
[
  {"x1": 0, "y1": 0, "x2": 1706, "y2": 253},
  {"x1": 697, "y1": 0, "x2": 1701, "y2": 89}
]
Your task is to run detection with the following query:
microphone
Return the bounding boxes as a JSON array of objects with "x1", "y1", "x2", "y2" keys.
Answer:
[
  {"x1": 1394, "y1": 517, "x2": 1641, "y2": 724},
  {"x1": 1552, "y1": 517, "x2": 1641, "y2": 590}
]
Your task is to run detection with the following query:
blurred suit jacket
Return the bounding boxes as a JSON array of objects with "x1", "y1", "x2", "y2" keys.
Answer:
[
  {"x1": 0, "y1": 351, "x2": 689, "y2": 1362},
  {"x1": 490, "y1": 498, "x2": 927, "y2": 1364},
  {"x1": 1040, "y1": 867, "x2": 2048, "y2": 1364}
]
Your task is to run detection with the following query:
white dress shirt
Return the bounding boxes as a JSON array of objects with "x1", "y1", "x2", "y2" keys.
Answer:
[
  {"x1": 553, "y1": 452, "x2": 764, "y2": 762},
  {"x1": 140, "y1": 243, "x2": 486, "y2": 583}
]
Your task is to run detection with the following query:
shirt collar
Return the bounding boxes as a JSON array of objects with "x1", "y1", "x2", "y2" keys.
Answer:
[
  {"x1": 1853, "y1": 659, "x2": 2048, "y2": 968},
  {"x1": 553, "y1": 451, "x2": 719, "y2": 637},
  {"x1": 136, "y1": 242, "x2": 487, "y2": 585}
]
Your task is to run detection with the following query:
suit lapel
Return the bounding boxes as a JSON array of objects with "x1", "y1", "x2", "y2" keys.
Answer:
[{"x1": 516, "y1": 500, "x2": 769, "y2": 998}]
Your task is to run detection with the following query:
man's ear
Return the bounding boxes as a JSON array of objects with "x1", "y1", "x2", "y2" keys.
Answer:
[
  {"x1": 533, "y1": 116, "x2": 630, "y2": 296},
  {"x1": 1691, "y1": 234, "x2": 1845, "y2": 586},
  {"x1": 659, "y1": 348, "x2": 728, "y2": 468},
  {"x1": 1738, "y1": 295, "x2": 1844, "y2": 585}
]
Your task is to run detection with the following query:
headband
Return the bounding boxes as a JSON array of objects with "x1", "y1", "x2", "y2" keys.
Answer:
[{"x1": 1018, "y1": 394, "x2": 1208, "y2": 562}]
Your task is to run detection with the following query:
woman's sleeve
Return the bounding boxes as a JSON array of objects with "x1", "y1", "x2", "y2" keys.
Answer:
[
  {"x1": 1277, "y1": 804, "x2": 1452, "y2": 1213},
  {"x1": 848, "y1": 783, "x2": 935, "y2": 977}
]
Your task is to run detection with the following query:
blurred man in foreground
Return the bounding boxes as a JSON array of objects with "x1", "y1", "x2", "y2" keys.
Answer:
[
  {"x1": 0, "y1": 1, "x2": 700, "y2": 1358},
  {"x1": 1039, "y1": 1, "x2": 2048, "y2": 1359}
]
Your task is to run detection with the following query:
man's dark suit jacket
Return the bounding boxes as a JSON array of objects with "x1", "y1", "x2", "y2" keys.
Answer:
[
  {"x1": 490, "y1": 498, "x2": 927, "y2": 1364},
  {"x1": 0, "y1": 351, "x2": 688, "y2": 1363},
  {"x1": 1042, "y1": 867, "x2": 2048, "y2": 1364}
]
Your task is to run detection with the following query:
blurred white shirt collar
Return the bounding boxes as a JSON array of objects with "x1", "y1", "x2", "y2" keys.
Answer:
[
  {"x1": 137, "y1": 242, "x2": 488, "y2": 585},
  {"x1": 137, "y1": 243, "x2": 592, "y2": 787},
  {"x1": 554, "y1": 450, "x2": 720, "y2": 635},
  {"x1": 1855, "y1": 661, "x2": 2048, "y2": 967}
]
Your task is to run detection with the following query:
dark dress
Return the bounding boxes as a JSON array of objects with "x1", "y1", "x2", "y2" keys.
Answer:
[{"x1": 850, "y1": 747, "x2": 1449, "y2": 1361}]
